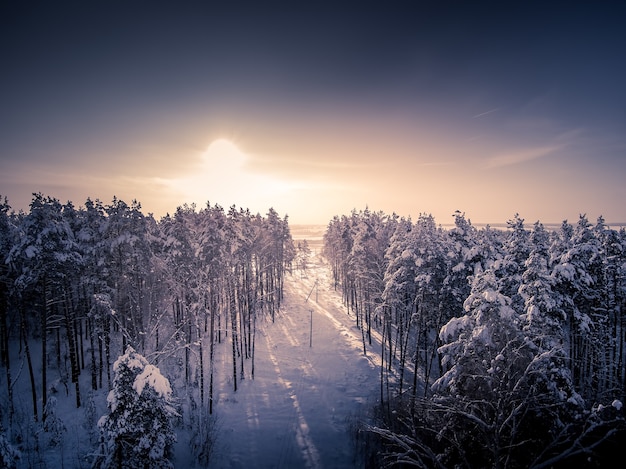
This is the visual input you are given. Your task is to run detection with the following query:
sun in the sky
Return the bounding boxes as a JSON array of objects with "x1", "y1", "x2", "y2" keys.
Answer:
[
  {"x1": 204, "y1": 138, "x2": 246, "y2": 167},
  {"x1": 163, "y1": 138, "x2": 301, "y2": 211}
]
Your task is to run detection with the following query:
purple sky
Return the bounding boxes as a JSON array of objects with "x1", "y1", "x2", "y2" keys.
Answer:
[{"x1": 1, "y1": 2, "x2": 625, "y2": 225}]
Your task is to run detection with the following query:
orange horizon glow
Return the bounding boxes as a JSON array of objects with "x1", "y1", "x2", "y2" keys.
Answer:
[{"x1": 1, "y1": 121, "x2": 624, "y2": 229}]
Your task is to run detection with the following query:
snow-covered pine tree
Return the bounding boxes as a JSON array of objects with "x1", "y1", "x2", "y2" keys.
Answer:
[
  {"x1": 428, "y1": 266, "x2": 578, "y2": 467},
  {"x1": 0, "y1": 423, "x2": 19, "y2": 469},
  {"x1": 84, "y1": 390, "x2": 99, "y2": 445},
  {"x1": 496, "y1": 213, "x2": 530, "y2": 311},
  {"x1": 95, "y1": 346, "x2": 177, "y2": 469},
  {"x1": 296, "y1": 238, "x2": 311, "y2": 275},
  {"x1": 322, "y1": 215, "x2": 353, "y2": 290},
  {"x1": 102, "y1": 198, "x2": 151, "y2": 352},
  {"x1": 371, "y1": 267, "x2": 525, "y2": 467},
  {"x1": 348, "y1": 209, "x2": 391, "y2": 352},
  {"x1": 552, "y1": 215, "x2": 604, "y2": 400},
  {"x1": 0, "y1": 196, "x2": 16, "y2": 422},
  {"x1": 381, "y1": 216, "x2": 416, "y2": 399},
  {"x1": 519, "y1": 221, "x2": 562, "y2": 349},
  {"x1": 440, "y1": 211, "x2": 480, "y2": 333},
  {"x1": 411, "y1": 214, "x2": 449, "y2": 395},
  {"x1": 42, "y1": 395, "x2": 66, "y2": 447},
  {"x1": 435, "y1": 268, "x2": 520, "y2": 402},
  {"x1": 593, "y1": 217, "x2": 626, "y2": 397},
  {"x1": 517, "y1": 222, "x2": 588, "y2": 450}
]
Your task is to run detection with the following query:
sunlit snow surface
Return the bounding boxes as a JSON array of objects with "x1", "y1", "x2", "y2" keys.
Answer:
[{"x1": 189, "y1": 249, "x2": 383, "y2": 468}]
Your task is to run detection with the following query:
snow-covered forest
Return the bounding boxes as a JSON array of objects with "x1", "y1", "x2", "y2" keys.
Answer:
[
  {"x1": 0, "y1": 194, "x2": 624, "y2": 468},
  {"x1": 0, "y1": 193, "x2": 294, "y2": 468},
  {"x1": 323, "y1": 208, "x2": 625, "y2": 467}
]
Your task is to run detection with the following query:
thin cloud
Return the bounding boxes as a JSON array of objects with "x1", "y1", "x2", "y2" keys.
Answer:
[
  {"x1": 473, "y1": 108, "x2": 500, "y2": 119},
  {"x1": 416, "y1": 160, "x2": 453, "y2": 167},
  {"x1": 486, "y1": 144, "x2": 562, "y2": 169}
]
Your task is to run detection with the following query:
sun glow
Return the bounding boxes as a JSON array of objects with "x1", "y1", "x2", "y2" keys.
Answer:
[
  {"x1": 204, "y1": 138, "x2": 246, "y2": 166},
  {"x1": 163, "y1": 138, "x2": 304, "y2": 212}
]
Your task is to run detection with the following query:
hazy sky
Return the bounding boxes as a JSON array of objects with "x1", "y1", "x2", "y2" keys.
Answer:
[{"x1": 1, "y1": 2, "x2": 625, "y2": 225}]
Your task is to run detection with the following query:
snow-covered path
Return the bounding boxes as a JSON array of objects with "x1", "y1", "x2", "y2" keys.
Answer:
[{"x1": 210, "y1": 255, "x2": 383, "y2": 468}]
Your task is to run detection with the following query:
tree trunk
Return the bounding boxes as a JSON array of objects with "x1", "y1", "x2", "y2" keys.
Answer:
[
  {"x1": 185, "y1": 312, "x2": 191, "y2": 385},
  {"x1": 380, "y1": 319, "x2": 386, "y2": 405},
  {"x1": 198, "y1": 325, "x2": 204, "y2": 405},
  {"x1": 79, "y1": 315, "x2": 85, "y2": 370},
  {"x1": 105, "y1": 314, "x2": 111, "y2": 389},
  {"x1": 98, "y1": 313, "x2": 104, "y2": 389},
  {"x1": 21, "y1": 306, "x2": 38, "y2": 421},
  {"x1": 229, "y1": 278, "x2": 238, "y2": 392},
  {"x1": 0, "y1": 284, "x2": 13, "y2": 423},
  {"x1": 64, "y1": 289, "x2": 81, "y2": 407},
  {"x1": 238, "y1": 279, "x2": 246, "y2": 381},
  {"x1": 251, "y1": 304, "x2": 256, "y2": 380},
  {"x1": 74, "y1": 313, "x2": 82, "y2": 371},
  {"x1": 89, "y1": 316, "x2": 97, "y2": 390},
  {"x1": 398, "y1": 307, "x2": 413, "y2": 397},
  {"x1": 41, "y1": 276, "x2": 48, "y2": 421},
  {"x1": 209, "y1": 294, "x2": 215, "y2": 414}
]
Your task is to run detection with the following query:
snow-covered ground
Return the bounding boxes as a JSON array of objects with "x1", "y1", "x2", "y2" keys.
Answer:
[{"x1": 205, "y1": 252, "x2": 383, "y2": 468}]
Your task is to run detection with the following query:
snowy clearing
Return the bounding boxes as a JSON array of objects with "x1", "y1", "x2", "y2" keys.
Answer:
[{"x1": 204, "y1": 253, "x2": 382, "y2": 468}]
